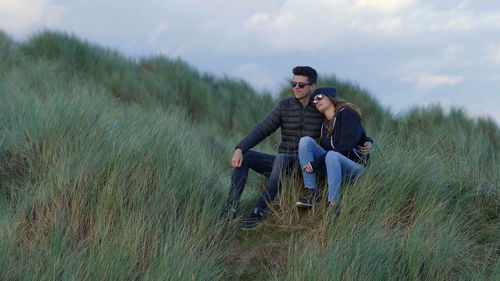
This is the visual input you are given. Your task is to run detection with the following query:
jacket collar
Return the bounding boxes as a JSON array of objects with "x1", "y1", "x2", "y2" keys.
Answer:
[{"x1": 293, "y1": 95, "x2": 315, "y2": 108}]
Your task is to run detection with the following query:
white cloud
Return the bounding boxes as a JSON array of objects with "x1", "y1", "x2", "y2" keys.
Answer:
[
  {"x1": 481, "y1": 13, "x2": 500, "y2": 28},
  {"x1": 227, "y1": 0, "x2": 428, "y2": 52},
  {"x1": 402, "y1": 73, "x2": 464, "y2": 88},
  {"x1": 147, "y1": 20, "x2": 169, "y2": 45},
  {"x1": 353, "y1": 0, "x2": 416, "y2": 14},
  {"x1": 233, "y1": 63, "x2": 276, "y2": 93},
  {"x1": 0, "y1": 0, "x2": 67, "y2": 33},
  {"x1": 44, "y1": 4, "x2": 67, "y2": 26},
  {"x1": 485, "y1": 43, "x2": 500, "y2": 64},
  {"x1": 200, "y1": 19, "x2": 219, "y2": 31},
  {"x1": 225, "y1": 0, "x2": 500, "y2": 54},
  {"x1": 246, "y1": 13, "x2": 269, "y2": 26},
  {"x1": 376, "y1": 17, "x2": 402, "y2": 32},
  {"x1": 0, "y1": 0, "x2": 50, "y2": 31},
  {"x1": 444, "y1": 43, "x2": 465, "y2": 56},
  {"x1": 350, "y1": 15, "x2": 403, "y2": 32},
  {"x1": 430, "y1": 16, "x2": 473, "y2": 31},
  {"x1": 274, "y1": 10, "x2": 295, "y2": 27}
]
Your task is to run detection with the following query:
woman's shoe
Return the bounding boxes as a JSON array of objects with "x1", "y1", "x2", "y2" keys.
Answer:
[{"x1": 296, "y1": 188, "x2": 319, "y2": 208}]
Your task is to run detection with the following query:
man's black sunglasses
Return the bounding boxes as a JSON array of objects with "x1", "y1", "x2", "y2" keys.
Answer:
[{"x1": 291, "y1": 81, "x2": 312, "y2": 88}]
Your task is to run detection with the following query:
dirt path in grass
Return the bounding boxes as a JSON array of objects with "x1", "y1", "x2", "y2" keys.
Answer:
[{"x1": 227, "y1": 238, "x2": 289, "y2": 281}]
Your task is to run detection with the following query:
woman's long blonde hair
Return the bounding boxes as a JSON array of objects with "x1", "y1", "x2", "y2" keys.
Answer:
[{"x1": 326, "y1": 96, "x2": 362, "y2": 138}]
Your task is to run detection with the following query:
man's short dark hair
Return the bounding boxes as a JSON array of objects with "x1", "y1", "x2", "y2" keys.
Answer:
[{"x1": 292, "y1": 66, "x2": 318, "y2": 84}]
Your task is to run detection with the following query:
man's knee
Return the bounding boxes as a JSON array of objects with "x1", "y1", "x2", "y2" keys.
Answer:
[
  {"x1": 272, "y1": 154, "x2": 297, "y2": 172},
  {"x1": 242, "y1": 150, "x2": 262, "y2": 163},
  {"x1": 239, "y1": 150, "x2": 258, "y2": 167},
  {"x1": 274, "y1": 153, "x2": 288, "y2": 166}
]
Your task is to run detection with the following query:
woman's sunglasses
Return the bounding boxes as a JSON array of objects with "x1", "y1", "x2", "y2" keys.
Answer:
[
  {"x1": 313, "y1": 94, "x2": 323, "y2": 104},
  {"x1": 291, "y1": 81, "x2": 312, "y2": 88}
]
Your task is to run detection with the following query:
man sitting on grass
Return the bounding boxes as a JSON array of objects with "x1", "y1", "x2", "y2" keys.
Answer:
[{"x1": 221, "y1": 66, "x2": 372, "y2": 230}]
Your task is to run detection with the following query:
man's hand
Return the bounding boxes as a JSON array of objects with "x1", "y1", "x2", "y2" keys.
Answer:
[
  {"x1": 302, "y1": 163, "x2": 313, "y2": 173},
  {"x1": 231, "y1": 148, "x2": 243, "y2": 168},
  {"x1": 357, "y1": 141, "x2": 373, "y2": 154}
]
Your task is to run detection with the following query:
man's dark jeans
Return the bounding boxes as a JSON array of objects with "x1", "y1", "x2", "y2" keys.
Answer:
[{"x1": 226, "y1": 150, "x2": 298, "y2": 212}]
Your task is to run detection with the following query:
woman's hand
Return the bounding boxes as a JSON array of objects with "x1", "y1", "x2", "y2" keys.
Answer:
[
  {"x1": 358, "y1": 141, "x2": 373, "y2": 154},
  {"x1": 302, "y1": 163, "x2": 313, "y2": 173}
]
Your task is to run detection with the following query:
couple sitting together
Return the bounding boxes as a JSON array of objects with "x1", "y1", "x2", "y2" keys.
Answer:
[{"x1": 221, "y1": 66, "x2": 373, "y2": 230}]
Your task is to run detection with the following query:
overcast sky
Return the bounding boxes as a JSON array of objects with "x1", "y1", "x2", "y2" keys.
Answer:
[{"x1": 1, "y1": 0, "x2": 499, "y2": 123}]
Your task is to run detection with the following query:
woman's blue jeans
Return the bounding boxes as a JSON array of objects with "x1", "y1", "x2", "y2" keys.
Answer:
[{"x1": 298, "y1": 136, "x2": 364, "y2": 203}]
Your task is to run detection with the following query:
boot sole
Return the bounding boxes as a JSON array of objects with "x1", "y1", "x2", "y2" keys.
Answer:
[{"x1": 296, "y1": 202, "x2": 313, "y2": 208}]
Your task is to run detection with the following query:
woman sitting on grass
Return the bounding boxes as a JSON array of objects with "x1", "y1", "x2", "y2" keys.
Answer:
[{"x1": 296, "y1": 86, "x2": 371, "y2": 210}]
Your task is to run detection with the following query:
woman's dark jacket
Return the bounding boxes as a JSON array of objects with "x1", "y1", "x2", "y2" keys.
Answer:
[{"x1": 310, "y1": 108, "x2": 371, "y2": 170}]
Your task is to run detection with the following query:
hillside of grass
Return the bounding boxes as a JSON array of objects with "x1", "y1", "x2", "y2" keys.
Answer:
[{"x1": 0, "y1": 30, "x2": 498, "y2": 280}]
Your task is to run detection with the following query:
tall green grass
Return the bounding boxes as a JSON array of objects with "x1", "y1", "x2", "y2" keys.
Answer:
[
  {"x1": 0, "y1": 30, "x2": 498, "y2": 280},
  {"x1": 18, "y1": 31, "x2": 276, "y2": 135},
  {"x1": 277, "y1": 123, "x2": 499, "y2": 280},
  {"x1": 0, "y1": 54, "x2": 229, "y2": 279}
]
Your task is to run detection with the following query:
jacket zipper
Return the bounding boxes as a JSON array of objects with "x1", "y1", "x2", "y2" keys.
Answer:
[{"x1": 299, "y1": 106, "x2": 305, "y2": 137}]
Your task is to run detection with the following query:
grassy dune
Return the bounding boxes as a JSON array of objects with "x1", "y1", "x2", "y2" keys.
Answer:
[{"x1": 0, "y1": 30, "x2": 498, "y2": 280}]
